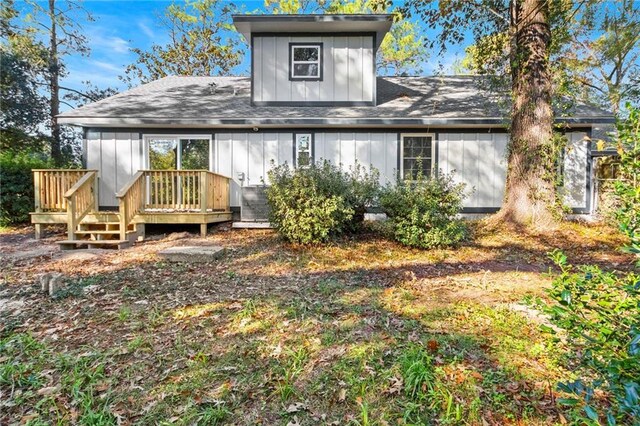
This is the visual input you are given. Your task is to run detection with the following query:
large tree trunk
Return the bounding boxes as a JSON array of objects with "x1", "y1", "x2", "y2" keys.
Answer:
[
  {"x1": 48, "y1": 0, "x2": 62, "y2": 166},
  {"x1": 495, "y1": 0, "x2": 558, "y2": 227}
]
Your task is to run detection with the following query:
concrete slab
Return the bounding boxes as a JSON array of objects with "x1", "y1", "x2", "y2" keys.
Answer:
[
  {"x1": 157, "y1": 245, "x2": 225, "y2": 262},
  {"x1": 232, "y1": 222, "x2": 272, "y2": 229}
]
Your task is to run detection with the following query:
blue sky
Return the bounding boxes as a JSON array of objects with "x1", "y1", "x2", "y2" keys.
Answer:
[{"x1": 14, "y1": 0, "x2": 467, "y2": 107}]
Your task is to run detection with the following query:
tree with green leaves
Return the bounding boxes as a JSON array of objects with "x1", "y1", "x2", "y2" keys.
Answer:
[
  {"x1": 455, "y1": 1, "x2": 640, "y2": 115},
  {"x1": 2, "y1": 0, "x2": 121, "y2": 164},
  {"x1": 23, "y1": 0, "x2": 93, "y2": 165},
  {"x1": 408, "y1": 0, "x2": 584, "y2": 227},
  {"x1": 1, "y1": 0, "x2": 48, "y2": 154},
  {"x1": 265, "y1": 0, "x2": 428, "y2": 76},
  {"x1": 123, "y1": 0, "x2": 244, "y2": 86},
  {"x1": 562, "y1": 0, "x2": 640, "y2": 114}
]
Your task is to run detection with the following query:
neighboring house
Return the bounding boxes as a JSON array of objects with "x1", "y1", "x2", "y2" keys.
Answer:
[{"x1": 35, "y1": 14, "x2": 613, "y2": 248}]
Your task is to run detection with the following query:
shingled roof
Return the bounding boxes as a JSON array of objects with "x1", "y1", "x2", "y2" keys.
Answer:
[{"x1": 58, "y1": 75, "x2": 614, "y2": 128}]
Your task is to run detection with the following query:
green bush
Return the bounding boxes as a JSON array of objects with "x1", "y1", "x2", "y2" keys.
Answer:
[
  {"x1": 380, "y1": 172, "x2": 467, "y2": 249},
  {"x1": 0, "y1": 151, "x2": 51, "y2": 225},
  {"x1": 542, "y1": 250, "x2": 640, "y2": 425},
  {"x1": 265, "y1": 161, "x2": 379, "y2": 244},
  {"x1": 613, "y1": 105, "x2": 640, "y2": 262}
]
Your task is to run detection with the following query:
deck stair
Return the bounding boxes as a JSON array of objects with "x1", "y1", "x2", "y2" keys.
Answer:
[
  {"x1": 31, "y1": 169, "x2": 233, "y2": 249},
  {"x1": 57, "y1": 218, "x2": 139, "y2": 250}
]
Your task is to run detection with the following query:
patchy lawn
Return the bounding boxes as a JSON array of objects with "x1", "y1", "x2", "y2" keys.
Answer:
[{"x1": 0, "y1": 221, "x2": 634, "y2": 425}]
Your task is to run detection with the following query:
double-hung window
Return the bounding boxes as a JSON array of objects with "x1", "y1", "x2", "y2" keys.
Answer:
[
  {"x1": 295, "y1": 133, "x2": 312, "y2": 167},
  {"x1": 401, "y1": 134, "x2": 435, "y2": 180},
  {"x1": 289, "y1": 43, "x2": 323, "y2": 81}
]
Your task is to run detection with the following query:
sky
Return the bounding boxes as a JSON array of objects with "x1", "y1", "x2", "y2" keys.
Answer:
[{"x1": 14, "y1": 0, "x2": 468, "y2": 109}]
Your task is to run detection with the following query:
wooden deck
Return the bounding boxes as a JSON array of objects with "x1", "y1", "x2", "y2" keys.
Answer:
[{"x1": 31, "y1": 169, "x2": 232, "y2": 248}]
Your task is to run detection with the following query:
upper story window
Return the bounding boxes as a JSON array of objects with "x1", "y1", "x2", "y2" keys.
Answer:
[{"x1": 289, "y1": 43, "x2": 323, "y2": 81}]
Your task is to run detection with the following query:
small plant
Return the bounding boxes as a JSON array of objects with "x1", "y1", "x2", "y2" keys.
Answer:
[
  {"x1": 399, "y1": 345, "x2": 435, "y2": 399},
  {"x1": 613, "y1": 105, "x2": 640, "y2": 263},
  {"x1": 265, "y1": 160, "x2": 379, "y2": 244},
  {"x1": 380, "y1": 170, "x2": 467, "y2": 249},
  {"x1": 542, "y1": 250, "x2": 640, "y2": 425}
]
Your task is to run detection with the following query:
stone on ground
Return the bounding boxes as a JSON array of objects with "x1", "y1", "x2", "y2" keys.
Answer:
[{"x1": 158, "y1": 246, "x2": 225, "y2": 263}]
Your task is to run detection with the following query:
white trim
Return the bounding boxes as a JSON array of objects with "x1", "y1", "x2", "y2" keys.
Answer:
[
  {"x1": 295, "y1": 133, "x2": 312, "y2": 167},
  {"x1": 143, "y1": 134, "x2": 213, "y2": 170},
  {"x1": 400, "y1": 133, "x2": 435, "y2": 179}
]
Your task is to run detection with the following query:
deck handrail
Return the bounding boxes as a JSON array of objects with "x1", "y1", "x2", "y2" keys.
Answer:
[
  {"x1": 116, "y1": 171, "x2": 145, "y2": 241},
  {"x1": 33, "y1": 169, "x2": 97, "y2": 212},
  {"x1": 64, "y1": 171, "x2": 98, "y2": 240},
  {"x1": 115, "y1": 170, "x2": 231, "y2": 239}
]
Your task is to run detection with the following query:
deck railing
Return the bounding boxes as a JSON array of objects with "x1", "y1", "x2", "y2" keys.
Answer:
[
  {"x1": 116, "y1": 170, "x2": 231, "y2": 240},
  {"x1": 33, "y1": 169, "x2": 96, "y2": 212},
  {"x1": 64, "y1": 171, "x2": 98, "y2": 240}
]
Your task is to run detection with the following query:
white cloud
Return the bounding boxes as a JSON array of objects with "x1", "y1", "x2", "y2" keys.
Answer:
[
  {"x1": 137, "y1": 20, "x2": 156, "y2": 40},
  {"x1": 90, "y1": 60, "x2": 125, "y2": 74}
]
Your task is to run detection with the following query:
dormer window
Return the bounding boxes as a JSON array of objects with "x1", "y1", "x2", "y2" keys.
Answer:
[{"x1": 289, "y1": 43, "x2": 323, "y2": 81}]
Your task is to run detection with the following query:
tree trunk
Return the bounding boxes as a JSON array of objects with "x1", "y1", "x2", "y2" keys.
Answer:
[
  {"x1": 48, "y1": 0, "x2": 62, "y2": 166},
  {"x1": 495, "y1": 0, "x2": 558, "y2": 228}
]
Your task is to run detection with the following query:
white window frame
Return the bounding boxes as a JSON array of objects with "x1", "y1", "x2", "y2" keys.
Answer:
[
  {"x1": 295, "y1": 133, "x2": 313, "y2": 167},
  {"x1": 289, "y1": 43, "x2": 323, "y2": 81},
  {"x1": 400, "y1": 133, "x2": 436, "y2": 180},
  {"x1": 143, "y1": 134, "x2": 213, "y2": 171}
]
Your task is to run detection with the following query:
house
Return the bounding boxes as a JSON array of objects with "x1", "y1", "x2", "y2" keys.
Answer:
[{"x1": 33, "y1": 14, "x2": 614, "y2": 248}]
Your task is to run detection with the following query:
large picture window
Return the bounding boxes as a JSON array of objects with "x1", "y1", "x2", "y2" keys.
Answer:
[
  {"x1": 146, "y1": 136, "x2": 211, "y2": 170},
  {"x1": 289, "y1": 43, "x2": 323, "y2": 81},
  {"x1": 401, "y1": 134, "x2": 434, "y2": 180}
]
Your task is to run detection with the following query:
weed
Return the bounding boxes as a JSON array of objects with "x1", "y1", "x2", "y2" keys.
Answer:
[{"x1": 118, "y1": 305, "x2": 131, "y2": 322}]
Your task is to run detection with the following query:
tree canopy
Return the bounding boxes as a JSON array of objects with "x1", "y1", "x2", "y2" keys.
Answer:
[
  {"x1": 122, "y1": 0, "x2": 244, "y2": 85},
  {"x1": 265, "y1": 0, "x2": 428, "y2": 76}
]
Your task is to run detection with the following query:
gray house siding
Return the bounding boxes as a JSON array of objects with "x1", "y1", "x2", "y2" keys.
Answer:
[
  {"x1": 252, "y1": 34, "x2": 375, "y2": 105},
  {"x1": 85, "y1": 131, "x2": 143, "y2": 207},
  {"x1": 84, "y1": 128, "x2": 591, "y2": 213},
  {"x1": 438, "y1": 133, "x2": 509, "y2": 210}
]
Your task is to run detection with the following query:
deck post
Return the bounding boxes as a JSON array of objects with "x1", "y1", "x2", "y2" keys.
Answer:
[
  {"x1": 92, "y1": 174, "x2": 99, "y2": 211},
  {"x1": 200, "y1": 171, "x2": 208, "y2": 213},
  {"x1": 33, "y1": 171, "x2": 42, "y2": 239},
  {"x1": 67, "y1": 198, "x2": 76, "y2": 240},
  {"x1": 200, "y1": 223, "x2": 208, "y2": 237},
  {"x1": 119, "y1": 202, "x2": 128, "y2": 241}
]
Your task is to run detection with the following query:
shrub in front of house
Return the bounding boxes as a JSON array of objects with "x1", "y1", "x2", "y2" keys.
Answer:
[
  {"x1": 265, "y1": 161, "x2": 379, "y2": 244},
  {"x1": 0, "y1": 151, "x2": 51, "y2": 225},
  {"x1": 380, "y1": 172, "x2": 467, "y2": 249}
]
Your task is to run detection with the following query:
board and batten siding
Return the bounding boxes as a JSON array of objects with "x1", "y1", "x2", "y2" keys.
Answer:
[
  {"x1": 314, "y1": 132, "x2": 398, "y2": 185},
  {"x1": 86, "y1": 132, "x2": 143, "y2": 206},
  {"x1": 84, "y1": 129, "x2": 591, "y2": 213},
  {"x1": 252, "y1": 35, "x2": 375, "y2": 104},
  {"x1": 562, "y1": 132, "x2": 589, "y2": 210},
  {"x1": 213, "y1": 133, "x2": 294, "y2": 207},
  {"x1": 438, "y1": 133, "x2": 509, "y2": 209}
]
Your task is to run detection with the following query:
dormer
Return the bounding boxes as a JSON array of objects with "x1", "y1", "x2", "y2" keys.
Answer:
[{"x1": 233, "y1": 14, "x2": 393, "y2": 107}]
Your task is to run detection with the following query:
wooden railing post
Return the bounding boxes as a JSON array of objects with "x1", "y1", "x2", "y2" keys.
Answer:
[
  {"x1": 200, "y1": 171, "x2": 208, "y2": 213},
  {"x1": 119, "y1": 201, "x2": 128, "y2": 241},
  {"x1": 93, "y1": 175, "x2": 99, "y2": 211}
]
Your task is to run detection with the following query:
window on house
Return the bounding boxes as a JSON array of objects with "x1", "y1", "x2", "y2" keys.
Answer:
[
  {"x1": 296, "y1": 134, "x2": 312, "y2": 167},
  {"x1": 401, "y1": 134, "x2": 434, "y2": 180},
  {"x1": 147, "y1": 136, "x2": 211, "y2": 170},
  {"x1": 290, "y1": 43, "x2": 322, "y2": 80}
]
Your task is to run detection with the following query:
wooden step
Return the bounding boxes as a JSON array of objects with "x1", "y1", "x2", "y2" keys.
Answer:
[
  {"x1": 57, "y1": 240, "x2": 132, "y2": 250},
  {"x1": 73, "y1": 230, "x2": 136, "y2": 235}
]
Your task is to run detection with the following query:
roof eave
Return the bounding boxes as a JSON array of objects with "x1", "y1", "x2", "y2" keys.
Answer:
[{"x1": 57, "y1": 116, "x2": 616, "y2": 128}]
